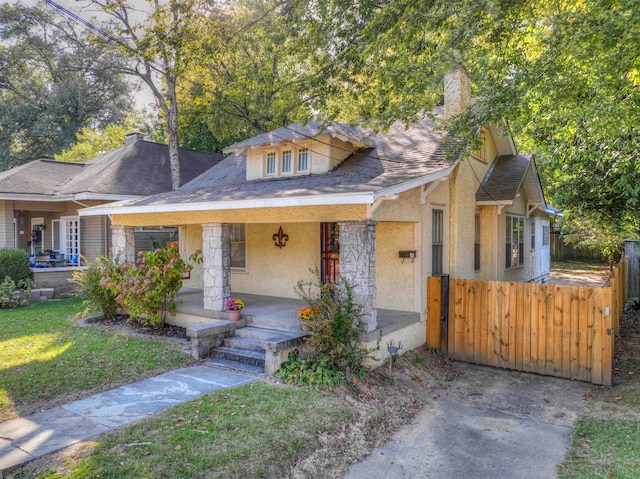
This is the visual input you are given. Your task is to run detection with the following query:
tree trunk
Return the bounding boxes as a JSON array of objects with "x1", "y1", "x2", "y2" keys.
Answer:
[{"x1": 167, "y1": 75, "x2": 181, "y2": 190}]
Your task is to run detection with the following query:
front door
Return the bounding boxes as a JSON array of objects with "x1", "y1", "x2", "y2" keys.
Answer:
[{"x1": 320, "y1": 223, "x2": 340, "y2": 283}]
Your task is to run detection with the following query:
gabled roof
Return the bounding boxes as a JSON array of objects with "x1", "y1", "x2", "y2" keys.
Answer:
[
  {"x1": 476, "y1": 154, "x2": 548, "y2": 211},
  {"x1": 0, "y1": 139, "x2": 223, "y2": 201},
  {"x1": 81, "y1": 110, "x2": 462, "y2": 215}
]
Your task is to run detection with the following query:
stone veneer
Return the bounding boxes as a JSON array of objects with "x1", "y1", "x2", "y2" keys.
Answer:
[
  {"x1": 338, "y1": 220, "x2": 377, "y2": 332},
  {"x1": 202, "y1": 223, "x2": 231, "y2": 311},
  {"x1": 111, "y1": 225, "x2": 135, "y2": 264}
]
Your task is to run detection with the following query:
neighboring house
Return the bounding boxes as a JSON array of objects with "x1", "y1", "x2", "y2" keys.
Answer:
[
  {"x1": 0, "y1": 133, "x2": 222, "y2": 289},
  {"x1": 79, "y1": 70, "x2": 556, "y2": 357}
]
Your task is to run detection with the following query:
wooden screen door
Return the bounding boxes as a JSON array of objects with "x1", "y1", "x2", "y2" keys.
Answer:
[{"x1": 321, "y1": 223, "x2": 340, "y2": 283}]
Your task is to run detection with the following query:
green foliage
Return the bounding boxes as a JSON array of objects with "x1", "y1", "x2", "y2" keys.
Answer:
[
  {"x1": 54, "y1": 117, "x2": 151, "y2": 163},
  {"x1": 276, "y1": 350, "x2": 349, "y2": 387},
  {"x1": 0, "y1": 3, "x2": 131, "y2": 169},
  {"x1": 0, "y1": 248, "x2": 31, "y2": 283},
  {"x1": 276, "y1": 274, "x2": 373, "y2": 386},
  {"x1": 0, "y1": 276, "x2": 32, "y2": 309},
  {"x1": 71, "y1": 255, "x2": 122, "y2": 320},
  {"x1": 104, "y1": 248, "x2": 191, "y2": 327}
]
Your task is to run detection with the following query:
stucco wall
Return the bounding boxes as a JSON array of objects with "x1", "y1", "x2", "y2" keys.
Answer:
[
  {"x1": 376, "y1": 222, "x2": 416, "y2": 311},
  {"x1": 231, "y1": 223, "x2": 319, "y2": 299},
  {"x1": 449, "y1": 156, "x2": 493, "y2": 279},
  {"x1": 181, "y1": 224, "x2": 204, "y2": 289},
  {"x1": 111, "y1": 204, "x2": 368, "y2": 227}
]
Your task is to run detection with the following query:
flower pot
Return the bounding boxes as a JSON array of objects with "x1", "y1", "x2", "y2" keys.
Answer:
[{"x1": 227, "y1": 309, "x2": 241, "y2": 321}]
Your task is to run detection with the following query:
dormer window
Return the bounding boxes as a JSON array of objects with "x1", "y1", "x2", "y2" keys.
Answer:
[
  {"x1": 297, "y1": 148, "x2": 309, "y2": 172},
  {"x1": 282, "y1": 150, "x2": 292, "y2": 174},
  {"x1": 266, "y1": 152, "x2": 277, "y2": 176}
]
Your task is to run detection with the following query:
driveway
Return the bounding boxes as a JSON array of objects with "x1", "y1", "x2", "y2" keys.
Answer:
[{"x1": 346, "y1": 362, "x2": 593, "y2": 479}]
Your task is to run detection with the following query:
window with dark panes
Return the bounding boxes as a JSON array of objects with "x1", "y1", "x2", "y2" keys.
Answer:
[
  {"x1": 230, "y1": 224, "x2": 245, "y2": 268},
  {"x1": 432, "y1": 209, "x2": 444, "y2": 275},
  {"x1": 506, "y1": 215, "x2": 524, "y2": 269}
]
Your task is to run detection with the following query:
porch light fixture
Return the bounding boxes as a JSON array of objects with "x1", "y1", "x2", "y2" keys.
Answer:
[{"x1": 272, "y1": 226, "x2": 289, "y2": 249}]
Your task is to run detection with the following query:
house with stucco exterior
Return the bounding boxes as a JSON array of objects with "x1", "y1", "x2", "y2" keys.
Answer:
[
  {"x1": 78, "y1": 70, "x2": 555, "y2": 369},
  {"x1": 0, "y1": 133, "x2": 222, "y2": 291}
]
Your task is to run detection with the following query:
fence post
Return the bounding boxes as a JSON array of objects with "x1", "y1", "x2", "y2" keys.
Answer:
[
  {"x1": 624, "y1": 240, "x2": 640, "y2": 299},
  {"x1": 440, "y1": 274, "x2": 450, "y2": 355}
]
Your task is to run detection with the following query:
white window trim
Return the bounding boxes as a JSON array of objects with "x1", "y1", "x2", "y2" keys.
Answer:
[
  {"x1": 265, "y1": 151, "x2": 277, "y2": 177},
  {"x1": 263, "y1": 144, "x2": 312, "y2": 178},
  {"x1": 281, "y1": 149, "x2": 293, "y2": 176},
  {"x1": 506, "y1": 214, "x2": 525, "y2": 270},
  {"x1": 60, "y1": 215, "x2": 81, "y2": 263},
  {"x1": 230, "y1": 223, "x2": 246, "y2": 271},
  {"x1": 429, "y1": 204, "x2": 449, "y2": 276}
]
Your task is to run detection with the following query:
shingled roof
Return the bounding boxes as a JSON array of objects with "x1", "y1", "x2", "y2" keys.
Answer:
[
  {"x1": 476, "y1": 154, "x2": 532, "y2": 203},
  {"x1": 0, "y1": 138, "x2": 223, "y2": 199},
  {"x1": 81, "y1": 110, "x2": 463, "y2": 214}
]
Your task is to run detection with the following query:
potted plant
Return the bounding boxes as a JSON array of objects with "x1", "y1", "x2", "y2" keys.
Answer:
[
  {"x1": 297, "y1": 306, "x2": 320, "y2": 332},
  {"x1": 225, "y1": 298, "x2": 245, "y2": 321}
]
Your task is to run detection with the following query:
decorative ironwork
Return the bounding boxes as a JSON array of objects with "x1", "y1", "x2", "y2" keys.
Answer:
[{"x1": 272, "y1": 226, "x2": 289, "y2": 248}]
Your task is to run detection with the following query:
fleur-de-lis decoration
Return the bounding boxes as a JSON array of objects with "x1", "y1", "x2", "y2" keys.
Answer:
[{"x1": 273, "y1": 226, "x2": 289, "y2": 248}]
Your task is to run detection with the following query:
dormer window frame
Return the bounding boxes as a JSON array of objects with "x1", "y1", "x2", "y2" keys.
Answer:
[{"x1": 262, "y1": 142, "x2": 311, "y2": 178}]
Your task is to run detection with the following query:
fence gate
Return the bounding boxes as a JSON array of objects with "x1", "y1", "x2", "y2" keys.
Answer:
[{"x1": 426, "y1": 269, "x2": 625, "y2": 386}]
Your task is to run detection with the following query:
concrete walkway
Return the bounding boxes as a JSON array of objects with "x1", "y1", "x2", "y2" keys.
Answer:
[
  {"x1": 346, "y1": 362, "x2": 592, "y2": 479},
  {"x1": 0, "y1": 365, "x2": 257, "y2": 471}
]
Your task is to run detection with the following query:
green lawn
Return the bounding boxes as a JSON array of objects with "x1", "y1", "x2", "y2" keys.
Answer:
[
  {"x1": 551, "y1": 260, "x2": 609, "y2": 272},
  {"x1": 558, "y1": 315, "x2": 640, "y2": 479},
  {"x1": 559, "y1": 419, "x2": 640, "y2": 479},
  {"x1": 0, "y1": 298, "x2": 195, "y2": 422},
  {"x1": 8, "y1": 382, "x2": 355, "y2": 479}
]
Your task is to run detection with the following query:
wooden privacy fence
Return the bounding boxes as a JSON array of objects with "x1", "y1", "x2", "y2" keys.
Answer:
[{"x1": 427, "y1": 259, "x2": 627, "y2": 386}]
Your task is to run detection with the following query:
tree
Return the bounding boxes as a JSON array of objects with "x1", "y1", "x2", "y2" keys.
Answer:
[
  {"x1": 287, "y1": 0, "x2": 640, "y2": 238},
  {"x1": 76, "y1": 0, "x2": 215, "y2": 189},
  {"x1": 0, "y1": 3, "x2": 131, "y2": 170},
  {"x1": 177, "y1": 0, "x2": 312, "y2": 150}
]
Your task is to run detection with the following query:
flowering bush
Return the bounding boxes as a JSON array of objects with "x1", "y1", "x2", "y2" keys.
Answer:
[
  {"x1": 297, "y1": 306, "x2": 320, "y2": 322},
  {"x1": 103, "y1": 248, "x2": 191, "y2": 327},
  {"x1": 225, "y1": 298, "x2": 244, "y2": 311},
  {"x1": 166, "y1": 241, "x2": 179, "y2": 250}
]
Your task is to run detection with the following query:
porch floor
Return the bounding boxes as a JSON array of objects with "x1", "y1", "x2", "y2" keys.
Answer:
[{"x1": 174, "y1": 288, "x2": 421, "y2": 336}]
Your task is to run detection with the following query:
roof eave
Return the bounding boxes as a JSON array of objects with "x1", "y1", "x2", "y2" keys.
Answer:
[
  {"x1": 373, "y1": 164, "x2": 456, "y2": 200},
  {"x1": 79, "y1": 191, "x2": 377, "y2": 217}
]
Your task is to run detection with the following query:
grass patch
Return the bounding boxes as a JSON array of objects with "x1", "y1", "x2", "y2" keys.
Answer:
[
  {"x1": 559, "y1": 419, "x2": 640, "y2": 479},
  {"x1": 9, "y1": 382, "x2": 355, "y2": 479},
  {"x1": 0, "y1": 298, "x2": 194, "y2": 422},
  {"x1": 559, "y1": 311, "x2": 640, "y2": 478},
  {"x1": 551, "y1": 261, "x2": 608, "y2": 272}
]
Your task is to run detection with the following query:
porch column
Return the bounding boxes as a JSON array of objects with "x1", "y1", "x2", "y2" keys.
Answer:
[
  {"x1": 0, "y1": 201, "x2": 14, "y2": 248},
  {"x1": 202, "y1": 223, "x2": 231, "y2": 311},
  {"x1": 111, "y1": 225, "x2": 135, "y2": 264},
  {"x1": 338, "y1": 220, "x2": 377, "y2": 332}
]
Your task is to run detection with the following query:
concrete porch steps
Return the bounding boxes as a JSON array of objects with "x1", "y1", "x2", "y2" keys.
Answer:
[
  {"x1": 211, "y1": 346, "x2": 265, "y2": 366},
  {"x1": 223, "y1": 336, "x2": 264, "y2": 352},
  {"x1": 206, "y1": 358, "x2": 265, "y2": 375},
  {"x1": 247, "y1": 316, "x2": 300, "y2": 333},
  {"x1": 235, "y1": 326, "x2": 300, "y2": 341}
]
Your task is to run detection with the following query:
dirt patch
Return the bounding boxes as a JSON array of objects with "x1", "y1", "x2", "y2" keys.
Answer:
[
  {"x1": 548, "y1": 267, "x2": 609, "y2": 287},
  {"x1": 83, "y1": 314, "x2": 188, "y2": 341},
  {"x1": 289, "y1": 348, "x2": 460, "y2": 479}
]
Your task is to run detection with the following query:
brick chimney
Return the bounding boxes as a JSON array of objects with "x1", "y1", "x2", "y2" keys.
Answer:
[
  {"x1": 444, "y1": 67, "x2": 471, "y2": 119},
  {"x1": 125, "y1": 132, "x2": 144, "y2": 144}
]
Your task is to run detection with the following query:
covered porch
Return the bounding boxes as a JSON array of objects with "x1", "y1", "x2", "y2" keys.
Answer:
[{"x1": 171, "y1": 288, "x2": 422, "y2": 363}]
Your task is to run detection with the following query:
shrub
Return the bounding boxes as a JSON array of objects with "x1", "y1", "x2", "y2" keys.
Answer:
[
  {"x1": 276, "y1": 273, "x2": 374, "y2": 387},
  {"x1": 71, "y1": 255, "x2": 122, "y2": 319},
  {"x1": 105, "y1": 248, "x2": 191, "y2": 327},
  {"x1": 0, "y1": 248, "x2": 31, "y2": 283},
  {"x1": 0, "y1": 276, "x2": 32, "y2": 309}
]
